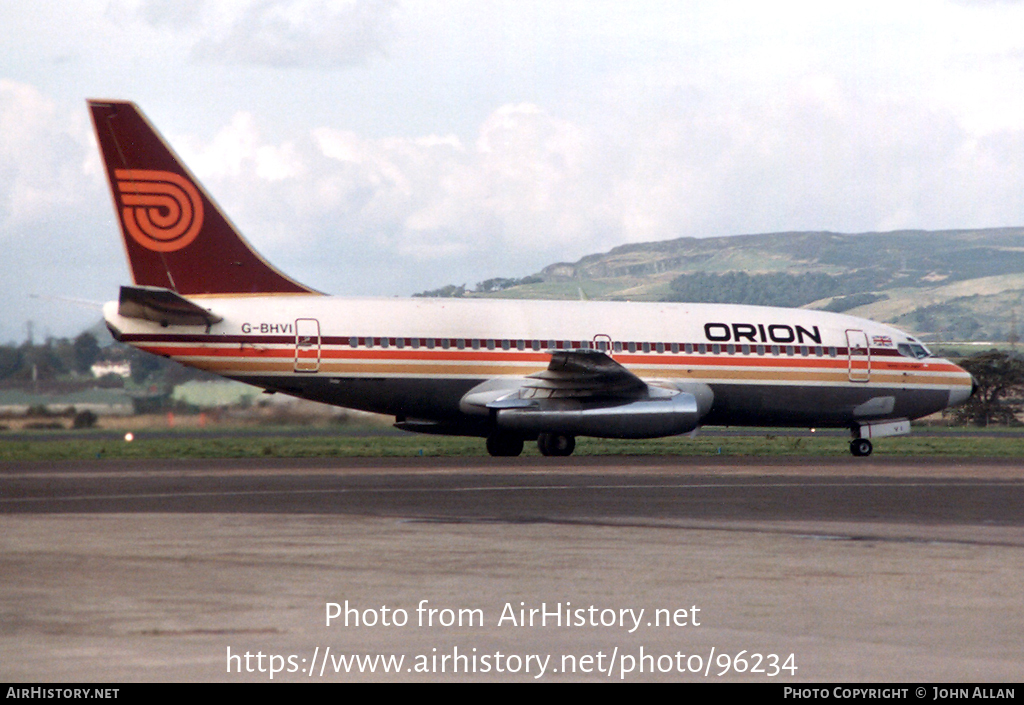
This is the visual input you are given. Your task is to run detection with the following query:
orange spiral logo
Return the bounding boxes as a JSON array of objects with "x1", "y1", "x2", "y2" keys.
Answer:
[{"x1": 115, "y1": 169, "x2": 204, "y2": 252}]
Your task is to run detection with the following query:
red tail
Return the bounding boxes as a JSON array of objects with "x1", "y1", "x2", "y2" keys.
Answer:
[{"x1": 89, "y1": 100, "x2": 317, "y2": 296}]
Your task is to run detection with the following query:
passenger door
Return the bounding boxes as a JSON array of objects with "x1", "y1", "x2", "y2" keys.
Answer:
[
  {"x1": 294, "y1": 318, "x2": 321, "y2": 373},
  {"x1": 846, "y1": 329, "x2": 870, "y2": 382}
]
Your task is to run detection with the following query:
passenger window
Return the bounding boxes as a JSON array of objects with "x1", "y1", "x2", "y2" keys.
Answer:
[
  {"x1": 487, "y1": 339, "x2": 495, "y2": 350},
  {"x1": 457, "y1": 339, "x2": 465, "y2": 350},
  {"x1": 349, "y1": 337, "x2": 357, "y2": 348},
  {"x1": 502, "y1": 340, "x2": 510, "y2": 350}
]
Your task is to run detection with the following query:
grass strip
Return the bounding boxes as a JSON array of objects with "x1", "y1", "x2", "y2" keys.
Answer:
[{"x1": 3, "y1": 433, "x2": 1024, "y2": 461}]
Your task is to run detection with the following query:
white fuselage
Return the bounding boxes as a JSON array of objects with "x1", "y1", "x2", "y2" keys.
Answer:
[{"x1": 104, "y1": 295, "x2": 974, "y2": 433}]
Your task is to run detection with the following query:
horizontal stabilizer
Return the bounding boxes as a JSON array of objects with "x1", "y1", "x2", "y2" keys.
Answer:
[{"x1": 118, "y1": 285, "x2": 223, "y2": 327}]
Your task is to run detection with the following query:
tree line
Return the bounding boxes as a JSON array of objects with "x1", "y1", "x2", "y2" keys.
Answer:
[
  {"x1": 414, "y1": 275, "x2": 544, "y2": 298},
  {"x1": 952, "y1": 350, "x2": 1024, "y2": 426},
  {"x1": 0, "y1": 332, "x2": 183, "y2": 389},
  {"x1": 0, "y1": 332, "x2": 102, "y2": 384}
]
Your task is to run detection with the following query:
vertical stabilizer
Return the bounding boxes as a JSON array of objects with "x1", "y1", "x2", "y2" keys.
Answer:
[{"x1": 88, "y1": 100, "x2": 317, "y2": 296}]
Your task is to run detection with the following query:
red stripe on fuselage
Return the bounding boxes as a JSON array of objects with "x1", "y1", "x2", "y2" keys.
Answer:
[{"x1": 128, "y1": 339, "x2": 963, "y2": 374}]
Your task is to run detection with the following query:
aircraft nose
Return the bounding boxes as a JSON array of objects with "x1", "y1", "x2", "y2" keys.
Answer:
[{"x1": 946, "y1": 364, "x2": 975, "y2": 408}]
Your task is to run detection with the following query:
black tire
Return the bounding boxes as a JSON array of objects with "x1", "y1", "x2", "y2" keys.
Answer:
[
  {"x1": 486, "y1": 432, "x2": 524, "y2": 457},
  {"x1": 850, "y1": 438, "x2": 873, "y2": 457},
  {"x1": 538, "y1": 433, "x2": 576, "y2": 456}
]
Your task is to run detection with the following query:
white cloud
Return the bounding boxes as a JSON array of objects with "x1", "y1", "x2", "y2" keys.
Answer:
[
  {"x1": 9, "y1": 1, "x2": 1024, "y2": 341},
  {"x1": 0, "y1": 80, "x2": 125, "y2": 345},
  {"x1": 134, "y1": 0, "x2": 207, "y2": 30},
  {"x1": 188, "y1": 0, "x2": 398, "y2": 67},
  {"x1": 0, "y1": 80, "x2": 97, "y2": 227},
  {"x1": 166, "y1": 81, "x2": 1024, "y2": 293}
]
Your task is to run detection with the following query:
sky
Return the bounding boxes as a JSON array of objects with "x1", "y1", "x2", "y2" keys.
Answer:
[{"x1": 5, "y1": 0, "x2": 1024, "y2": 343}]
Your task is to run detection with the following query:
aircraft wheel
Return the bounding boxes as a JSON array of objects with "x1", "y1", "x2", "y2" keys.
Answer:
[
  {"x1": 850, "y1": 438, "x2": 873, "y2": 457},
  {"x1": 538, "y1": 433, "x2": 576, "y2": 457},
  {"x1": 486, "y1": 432, "x2": 524, "y2": 457}
]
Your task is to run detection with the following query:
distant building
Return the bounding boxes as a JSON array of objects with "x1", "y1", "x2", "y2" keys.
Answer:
[
  {"x1": 91, "y1": 361, "x2": 131, "y2": 378},
  {"x1": 171, "y1": 380, "x2": 262, "y2": 408}
]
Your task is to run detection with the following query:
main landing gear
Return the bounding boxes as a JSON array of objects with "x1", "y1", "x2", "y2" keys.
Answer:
[
  {"x1": 485, "y1": 431, "x2": 577, "y2": 457},
  {"x1": 537, "y1": 433, "x2": 575, "y2": 457},
  {"x1": 849, "y1": 438, "x2": 873, "y2": 457},
  {"x1": 486, "y1": 431, "x2": 524, "y2": 457}
]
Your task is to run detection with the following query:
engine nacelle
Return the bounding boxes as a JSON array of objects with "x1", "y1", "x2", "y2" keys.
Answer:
[{"x1": 494, "y1": 392, "x2": 702, "y2": 439}]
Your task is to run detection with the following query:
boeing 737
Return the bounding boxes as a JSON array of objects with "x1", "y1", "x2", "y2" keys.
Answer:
[{"x1": 89, "y1": 100, "x2": 975, "y2": 457}]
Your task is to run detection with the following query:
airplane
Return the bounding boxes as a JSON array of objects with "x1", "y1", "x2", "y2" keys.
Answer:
[{"x1": 89, "y1": 99, "x2": 976, "y2": 458}]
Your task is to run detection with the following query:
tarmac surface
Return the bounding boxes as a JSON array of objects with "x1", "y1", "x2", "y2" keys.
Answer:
[{"x1": 2, "y1": 456, "x2": 1023, "y2": 682}]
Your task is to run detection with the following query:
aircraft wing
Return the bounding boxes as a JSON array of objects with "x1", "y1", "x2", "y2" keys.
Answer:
[
  {"x1": 515, "y1": 348, "x2": 649, "y2": 399},
  {"x1": 459, "y1": 349, "x2": 712, "y2": 439}
]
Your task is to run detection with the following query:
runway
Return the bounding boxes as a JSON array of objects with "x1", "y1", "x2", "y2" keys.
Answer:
[
  {"x1": 3, "y1": 456, "x2": 1023, "y2": 682},
  {"x1": 3, "y1": 456, "x2": 1024, "y2": 529}
]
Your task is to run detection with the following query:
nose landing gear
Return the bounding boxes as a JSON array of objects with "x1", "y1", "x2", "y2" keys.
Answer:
[{"x1": 849, "y1": 419, "x2": 909, "y2": 457}]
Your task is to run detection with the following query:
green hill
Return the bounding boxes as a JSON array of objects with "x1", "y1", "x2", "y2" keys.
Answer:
[{"x1": 418, "y1": 228, "x2": 1024, "y2": 343}]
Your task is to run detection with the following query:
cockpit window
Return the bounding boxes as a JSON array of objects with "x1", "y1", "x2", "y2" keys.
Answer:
[{"x1": 897, "y1": 342, "x2": 931, "y2": 359}]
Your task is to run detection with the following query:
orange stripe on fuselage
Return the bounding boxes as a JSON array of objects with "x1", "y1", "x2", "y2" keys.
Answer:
[
  {"x1": 136, "y1": 342, "x2": 968, "y2": 376},
  {"x1": 146, "y1": 351, "x2": 969, "y2": 388}
]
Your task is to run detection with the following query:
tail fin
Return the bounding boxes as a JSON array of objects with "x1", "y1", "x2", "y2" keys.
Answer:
[{"x1": 88, "y1": 100, "x2": 317, "y2": 296}]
